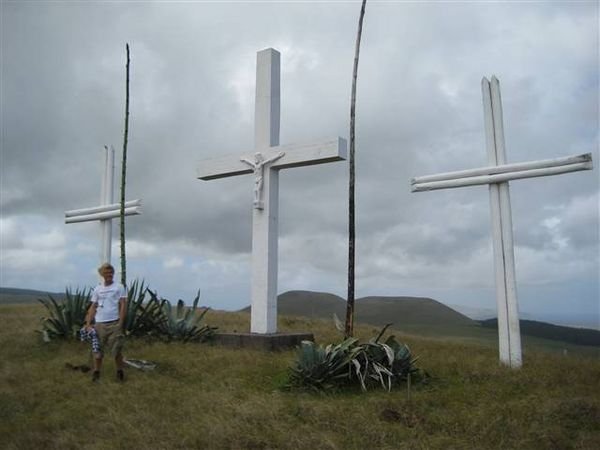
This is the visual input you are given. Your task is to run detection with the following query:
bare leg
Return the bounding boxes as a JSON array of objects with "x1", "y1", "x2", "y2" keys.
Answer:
[
  {"x1": 92, "y1": 354, "x2": 102, "y2": 382},
  {"x1": 93, "y1": 354, "x2": 103, "y2": 372},
  {"x1": 115, "y1": 353, "x2": 125, "y2": 381}
]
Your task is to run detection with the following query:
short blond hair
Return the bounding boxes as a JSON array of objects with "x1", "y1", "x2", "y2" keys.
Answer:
[{"x1": 98, "y1": 263, "x2": 115, "y2": 275}]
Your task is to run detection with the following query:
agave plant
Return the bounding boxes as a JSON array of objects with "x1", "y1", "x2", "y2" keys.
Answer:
[
  {"x1": 153, "y1": 290, "x2": 217, "y2": 342},
  {"x1": 288, "y1": 337, "x2": 362, "y2": 391},
  {"x1": 288, "y1": 323, "x2": 421, "y2": 392},
  {"x1": 384, "y1": 334, "x2": 419, "y2": 382},
  {"x1": 38, "y1": 288, "x2": 92, "y2": 341},
  {"x1": 352, "y1": 324, "x2": 419, "y2": 392},
  {"x1": 123, "y1": 280, "x2": 164, "y2": 337}
]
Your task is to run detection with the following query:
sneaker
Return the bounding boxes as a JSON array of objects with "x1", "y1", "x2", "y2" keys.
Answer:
[
  {"x1": 116, "y1": 369, "x2": 125, "y2": 382},
  {"x1": 92, "y1": 371, "x2": 100, "y2": 383}
]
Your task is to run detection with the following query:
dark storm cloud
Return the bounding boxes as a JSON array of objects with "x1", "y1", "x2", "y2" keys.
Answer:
[{"x1": 1, "y1": 1, "x2": 597, "y2": 322}]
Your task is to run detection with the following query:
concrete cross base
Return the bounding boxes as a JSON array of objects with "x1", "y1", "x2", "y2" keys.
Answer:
[{"x1": 212, "y1": 332, "x2": 314, "y2": 351}]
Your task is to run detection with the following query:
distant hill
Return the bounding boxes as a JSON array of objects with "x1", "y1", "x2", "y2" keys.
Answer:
[
  {"x1": 0, "y1": 287, "x2": 65, "y2": 305},
  {"x1": 275, "y1": 291, "x2": 346, "y2": 320},
  {"x1": 0, "y1": 287, "x2": 63, "y2": 296},
  {"x1": 449, "y1": 304, "x2": 501, "y2": 321},
  {"x1": 241, "y1": 291, "x2": 598, "y2": 348},
  {"x1": 481, "y1": 318, "x2": 600, "y2": 347},
  {"x1": 357, "y1": 295, "x2": 475, "y2": 327},
  {"x1": 242, "y1": 290, "x2": 476, "y2": 329}
]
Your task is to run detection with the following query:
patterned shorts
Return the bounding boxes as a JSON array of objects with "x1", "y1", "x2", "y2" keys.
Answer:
[
  {"x1": 94, "y1": 320, "x2": 125, "y2": 358},
  {"x1": 80, "y1": 327, "x2": 101, "y2": 353}
]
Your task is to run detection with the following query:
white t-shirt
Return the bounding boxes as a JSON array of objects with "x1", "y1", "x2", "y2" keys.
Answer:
[{"x1": 91, "y1": 282, "x2": 127, "y2": 323}]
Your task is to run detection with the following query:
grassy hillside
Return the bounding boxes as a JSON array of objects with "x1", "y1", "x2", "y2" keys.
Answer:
[
  {"x1": 482, "y1": 318, "x2": 600, "y2": 347},
  {"x1": 1, "y1": 303, "x2": 599, "y2": 449},
  {"x1": 0, "y1": 287, "x2": 65, "y2": 305}
]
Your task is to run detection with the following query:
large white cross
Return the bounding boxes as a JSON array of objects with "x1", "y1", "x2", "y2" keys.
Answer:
[
  {"x1": 65, "y1": 146, "x2": 142, "y2": 266},
  {"x1": 411, "y1": 76, "x2": 593, "y2": 368},
  {"x1": 197, "y1": 48, "x2": 347, "y2": 334}
]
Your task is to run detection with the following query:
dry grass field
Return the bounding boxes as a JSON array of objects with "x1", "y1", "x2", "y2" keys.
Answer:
[{"x1": 1, "y1": 303, "x2": 599, "y2": 449}]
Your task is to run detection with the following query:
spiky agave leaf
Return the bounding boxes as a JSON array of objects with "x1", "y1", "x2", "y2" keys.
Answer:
[
  {"x1": 288, "y1": 323, "x2": 422, "y2": 392},
  {"x1": 38, "y1": 288, "x2": 91, "y2": 340},
  {"x1": 333, "y1": 313, "x2": 345, "y2": 333},
  {"x1": 156, "y1": 290, "x2": 216, "y2": 342},
  {"x1": 63, "y1": 288, "x2": 92, "y2": 338},
  {"x1": 123, "y1": 279, "x2": 148, "y2": 335},
  {"x1": 142, "y1": 289, "x2": 169, "y2": 335},
  {"x1": 288, "y1": 338, "x2": 364, "y2": 391}
]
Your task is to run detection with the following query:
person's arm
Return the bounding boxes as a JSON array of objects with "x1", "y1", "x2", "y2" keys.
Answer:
[
  {"x1": 85, "y1": 302, "x2": 98, "y2": 330},
  {"x1": 118, "y1": 295, "x2": 127, "y2": 331}
]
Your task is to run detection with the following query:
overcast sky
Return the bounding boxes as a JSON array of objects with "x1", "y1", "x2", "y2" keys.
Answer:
[{"x1": 1, "y1": 1, "x2": 598, "y2": 328}]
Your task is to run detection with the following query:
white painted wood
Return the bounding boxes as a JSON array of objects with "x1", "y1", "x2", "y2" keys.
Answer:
[
  {"x1": 411, "y1": 76, "x2": 594, "y2": 368},
  {"x1": 486, "y1": 76, "x2": 521, "y2": 368},
  {"x1": 252, "y1": 48, "x2": 280, "y2": 334},
  {"x1": 411, "y1": 154, "x2": 592, "y2": 189},
  {"x1": 65, "y1": 206, "x2": 141, "y2": 224},
  {"x1": 255, "y1": 47, "x2": 280, "y2": 149},
  {"x1": 65, "y1": 146, "x2": 142, "y2": 266},
  {"x1": 482, "y1": 77, "x2": 511, "y2": 366},
  {"x1": 196, "y1": 48, "x2": 347, "y2": 334},
  {"x1": 197, "y1": 138, "x2": 347, "y2": 180},
  {"x1": 100, "y1": 146, "x2": 115, "y2": 264},
  {"x1": 65, "y1": 199, "x2": 142, "y2": 217}
]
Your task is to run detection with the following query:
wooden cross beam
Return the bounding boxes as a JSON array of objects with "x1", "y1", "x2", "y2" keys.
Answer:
[
  {"x1": 412, "y1": 153, "x2": 592, "y2": 192},
  {"x1": 411, "y1": 76, "x2": 593, "y2": 368},
  {"x1": 197, "y1": 139, "x2": 347, "y2": 181},
  {"x1": 65, "y1": 146, "x2": 142, "y2": 266},
  {"x1": 197, "y1": 48, "x2": 347, "y2": 334}
]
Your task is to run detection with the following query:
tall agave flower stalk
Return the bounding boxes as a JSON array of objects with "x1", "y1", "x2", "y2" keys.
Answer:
[
  {"x1": 119, "y1": 43, "x2": 131, "y2": 286},
  {"x1": 346, "y1": 0, "x2": 367, "y2": 338}
]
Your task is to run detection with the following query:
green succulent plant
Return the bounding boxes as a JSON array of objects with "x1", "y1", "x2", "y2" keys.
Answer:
[
  {"x1": 152, "y1": 290, "x2": 217, "y2": 342},
  {"x1": 122, "y1": 280, "x2": 164, "y2": 337},
  {"x1": 288, "y1": 337, "x2": 362, "y2": 392},
  {"x1": 38, "y1": 288, "x2": 92, "y2": 341},
  {"x1": 288, "y1": 323, "x2": 421, "y2": 392}
]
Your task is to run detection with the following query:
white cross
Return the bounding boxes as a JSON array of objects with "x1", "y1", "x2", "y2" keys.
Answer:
[
  {"x1": 197, "y1": 48, "x2": 347, "y2": 334},
  {"x1": 411, "y1": 76, "x2": 593, "y2": 368},
  {"x1": 65, "y1": 146, "x2": 142, "y2": 266}
]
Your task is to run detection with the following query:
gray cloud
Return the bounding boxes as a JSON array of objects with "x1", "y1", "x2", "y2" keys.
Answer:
[{"x1": 1, "y1": 1, "x2": 598, "y2": 326}]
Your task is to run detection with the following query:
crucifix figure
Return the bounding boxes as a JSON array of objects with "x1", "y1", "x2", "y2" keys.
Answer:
[
  {"x1": 197, "y1": 48, "x2": 347, "y2": 334},
  {"x1": 411, "y1": 76, "x2": 593, "y2": 368},
  {"x1": 240, "y1": 151, "x2": 285, "y2": 209},
  {"x1": 65, "y1": 146, "x2": 142, "y2": 266}
]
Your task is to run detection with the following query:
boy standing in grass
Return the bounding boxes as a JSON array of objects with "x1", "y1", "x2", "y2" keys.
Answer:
[{"x1": 84, "y1": 263, "x2": 127, "y2": 382}]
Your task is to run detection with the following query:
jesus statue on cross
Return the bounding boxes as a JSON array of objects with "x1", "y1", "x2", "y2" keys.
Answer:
[{"x1": 240, "y1": 151, "x2": 285, "y2": 209}]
